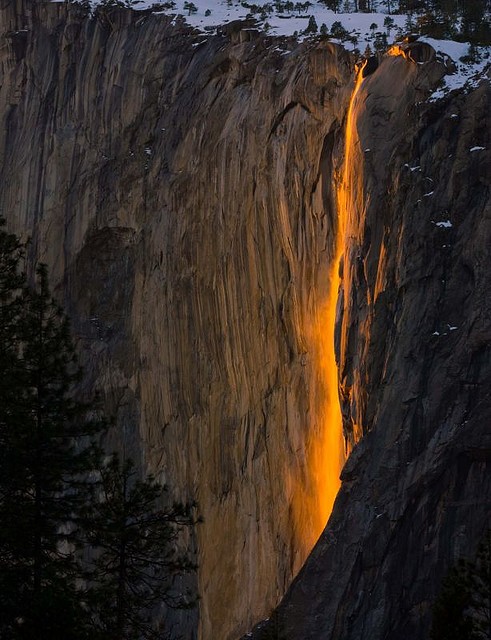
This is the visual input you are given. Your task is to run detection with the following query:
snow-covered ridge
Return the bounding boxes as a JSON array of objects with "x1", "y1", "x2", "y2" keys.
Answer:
[{"x1": 54, "y1": 0, "x2": 490, "y2": 99}]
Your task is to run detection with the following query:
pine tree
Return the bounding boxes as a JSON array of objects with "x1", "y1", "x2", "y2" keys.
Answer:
[
  {"x1": 460, "y1": 0, "x2": 491, "y2": 45},
  {"x1": 305, "y1": 14, "x2": 318, "y2": 34},
  {"x1": 382, "y1": 0, "x2": 394, "y2": 14},
  {"x1": 384, "y1": 15, "x2": 395, "y2": 36},
  {"x1": 0, "y1": 257, "x2": 104, "y2": 639},
  {"x1": 0, "y1": 226, "x2": 199, "y2": 637},
  {"x1": 431, "y1": 531, "x2": 491, "y2": 640},
  {"x1": 431, "y1": 561, "x2": 476, "y2": 640},
  {"x1": 0, "y1": 220, "x2": 25, "y2": 486},
  {"x1": 183, "y1": 0, "x2": 198, "y2": 14},
  {"x1": 85, "y1": 455, "x2": 198, "y2": 640},
  {"x1": 0, "y1": 221, "x2": 29, "y2": 637},
  {"x1": 320, "y1": 0, "x2": 340, "y2": 11},
  {"x1": 467, "y1": 531, "x2": 491, "y2": 640}
]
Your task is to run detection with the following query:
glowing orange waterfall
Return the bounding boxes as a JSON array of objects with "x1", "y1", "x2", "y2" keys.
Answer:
[
  {"x1": 317, "y1": 63, "x2": 367, "y2": 518},
  {"x1": 290, "y1": 65, "x2": 367, "y2": 560},
  {"x1": 337, "y1": 64, "x2": 367, "y2": 250},
  {"x1": 336, "y1": 62, "x2": 367, "y2": 449}
]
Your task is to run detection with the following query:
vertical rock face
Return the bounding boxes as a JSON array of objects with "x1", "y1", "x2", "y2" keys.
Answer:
[
  {"x1": 0, "y1": 2, "x2": 353, "y2": 638},
  {"x1": 252, "y1": 48, "x2": 491, "y2": 640},
  {"x1": 2, "y1": 3, "x2": 489, "y2": 638}
]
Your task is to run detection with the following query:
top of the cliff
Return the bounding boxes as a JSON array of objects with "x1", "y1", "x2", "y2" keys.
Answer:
[
  {"x1": 50, "y1": 0, "x2": 490, "y2": 97},
  {"x1": 52, "y1": 0, "x2": 490, "y2": 46}
]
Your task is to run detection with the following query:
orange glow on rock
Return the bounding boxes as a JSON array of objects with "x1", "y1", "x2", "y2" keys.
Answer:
[
  {"x1": 336, "y1": 62, "x2": 367, "y2": 456},
  {"x1": 289, "y1": 64, "x2": 367, "y2": 559},
  {"x1": 312, "y1": 296, "x2": 346, "y2": 522},
  {"x1": 387, "y1": 44, "x2": 405, "y2": 57}
]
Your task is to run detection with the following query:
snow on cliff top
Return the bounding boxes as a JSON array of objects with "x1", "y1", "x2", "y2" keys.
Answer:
[{"x1": 53, "y1": 0, "x2": 490, "y2": 99}]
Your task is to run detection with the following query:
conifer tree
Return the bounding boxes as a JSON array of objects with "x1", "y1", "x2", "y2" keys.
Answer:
[
  {"x1": 0, "y1": 220, "x2": 25, "y2": 485},
  {"x1": 0, "y1": 225, "x2": 198, "y2": 638},
  {"x1": 0, "y1": 253, "x2": 104, "y2": 639},
  {"x1": 431, "y1": 530, "x2": 491, "y2": 640},
  {"x1": 0, "y1": 221, "x2": 28, "y2": 637},
  {"x1": 85, "y1": 455, "x2": 198, "y2": 640},
  {"x1": 305, "y1": 14, "x2": 318, "y2": 33},
  {"x1": 431, "y1": 561, "x2": 476, "y2": 640}
]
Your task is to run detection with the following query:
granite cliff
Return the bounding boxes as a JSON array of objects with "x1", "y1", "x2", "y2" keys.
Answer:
[
  {"x1": 0, "y1": 2, "x2": 489, "y2": 639},
  {"x1": 249, "y1": 35, "x2": 491, "y2": 640}
]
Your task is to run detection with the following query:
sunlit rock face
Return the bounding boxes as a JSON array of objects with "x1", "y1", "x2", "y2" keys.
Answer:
[
  {"x1": 250, "y1": 50, "x2": 491, "y2": 640},
  {"x1": 0, "y1": 2, "x2": 354, "y2": 638}
]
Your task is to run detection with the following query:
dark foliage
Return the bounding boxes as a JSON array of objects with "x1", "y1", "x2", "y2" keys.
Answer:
[
  {"x1": 84, "y1": 455, "x2": 198, "y2": 640},
  {"x1": 431, "y1": 530, "x2": 491, "y2": 640},
  {"x1": 0, "y1": 223, "x2": 198, "y2": 639},
  {"x1": 0, "y1": 233, "x2": 104, "y2": 637}
]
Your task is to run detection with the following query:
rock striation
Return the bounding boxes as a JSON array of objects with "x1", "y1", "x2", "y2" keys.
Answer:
[
  {"x1": 0, "y1": 2, "x2": 351, "y2": 637},
  {"x1": 1, "y1": 2, "x2": 490, "y2": 639},
  {"x1": 249, "y1": 39, "x2": 491, "y2": 640}
]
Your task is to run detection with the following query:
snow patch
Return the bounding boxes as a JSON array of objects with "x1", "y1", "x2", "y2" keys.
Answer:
[
  {"x1": 51, "y1": 0, "x2": 490, "y2": 106},
  {"x1": 434, "y1": 220, "x2": 452, "y2": 228}
]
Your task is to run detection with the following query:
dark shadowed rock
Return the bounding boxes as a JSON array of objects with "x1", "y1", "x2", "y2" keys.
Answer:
[
  {"x1": 362, "y1": 54, "x2": 378, "y2": 77},
  {"x1": 389, "y1": 41, "x2": 436, "y2": 63},
  {"x1": 218, "y1": 18, "x2": 259, "y2": 42}
]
